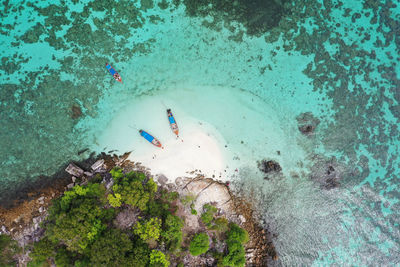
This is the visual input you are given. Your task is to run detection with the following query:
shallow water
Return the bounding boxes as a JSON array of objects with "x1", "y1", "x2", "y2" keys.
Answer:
[{"x1": 1, "y1": 0, "x2": 399, "y2": 265}]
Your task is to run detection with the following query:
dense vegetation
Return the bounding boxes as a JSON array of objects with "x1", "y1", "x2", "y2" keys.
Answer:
[
  {"x1": 189, "y1": 233, "x2": 209, "y2": 256},
  {"x1": 0, "y1": 234, "x2": 21, "y2": 266},
  {"x1": 7, "y1": 167, "x2": 249, "y2": 266}
]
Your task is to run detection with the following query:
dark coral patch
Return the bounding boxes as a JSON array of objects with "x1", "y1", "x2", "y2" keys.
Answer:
[{"x1": 181, "y1": 0, "x2": 289, "y2": 36}]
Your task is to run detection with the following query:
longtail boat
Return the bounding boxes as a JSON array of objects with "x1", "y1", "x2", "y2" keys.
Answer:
[
  {"x1": 166, "y1": 109, "x2": 179, "y2": 136},
  {"x1": 105, "y1": 62, "x2": 122, "y2": 83},
  {"x1": 139, "y1": 130, "x2": 163, "y2": 148}
]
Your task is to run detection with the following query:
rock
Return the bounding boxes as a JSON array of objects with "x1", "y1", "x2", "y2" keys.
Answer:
[
  {"x1": 258, "y1": 160, "x2": 282, "y2": 176},
  {"x1": 1, "y1": 225, "x2": 8, "y2": 234},
  {"x1": 39, "y1": 206, "x2": 44, "y2": 213},
  {"x1": 296, "y1": 112, "x2": 320, "y2": 136},
  {"x1": 84, "y1": 171, "x2": 93, "y2": 177},
  {"x1": 72, "y1": 176, "x2": 77, "y2": 183},
  {"x1": 238, "y1": 214, "x2": 246, "y2": 223},
  {"x1": 102, "y1": 176, "x2": 114, "y2": 190},
  {"x1": 65, "y1": 163, "x2": 84, "y2": 177},
  {"x1": 91, "y1": 159, "x2": 105, "y2": 171},
  {"x1": 67, "y1": 183, "x2": 74, "y2": 189},
  {"x1": 157, "y1": 175, "x2": 168, "y2": 186}
]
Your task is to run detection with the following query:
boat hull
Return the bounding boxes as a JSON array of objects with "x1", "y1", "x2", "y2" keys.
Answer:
[
  {"x1": 105, "y1": 62, "x2": 123, "y2": 83},
  {"x1": 167, "y1": 109, "x2": 179, "y2": 136},
  {"x1": 139, "y1": 130, "x2": 162, "y2": 148}
]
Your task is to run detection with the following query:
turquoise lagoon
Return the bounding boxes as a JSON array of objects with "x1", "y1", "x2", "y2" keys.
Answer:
[{"x1": 1, "y1": 0, "x2": 399, "y2": 265}]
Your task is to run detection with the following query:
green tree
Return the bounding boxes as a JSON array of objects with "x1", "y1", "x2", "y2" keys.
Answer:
[
  {"x1": 222, "y1": 241, "x2": 246, "y2": 267},
  {"x1": 54, "y1": 247, "x2": 74, "y2": 267},
  {"x1": 200, "y1": 204, "x2": 218, "y2": 227},
  {"x1": 46, "y1": 183, "x2": 113, "y2": 253},
  {"x1": 29, "y1": 237, "x2": 55, "y2": 264},
  {"x1": 133, "y1": 217, "x2": 162, "y2": 243},
  {"x1": 222, "y1": 223, "x2": 249, "y2": 267},
  {"x1": 107, "y1": 193, "x2": 122, "y2": 207},
  {"x1": 149, "y1": 250, "x2": 170, "y2": 267},
  {"x1": 88, "y1": 229, "x2": 133, "y2": 266},
  {"x1": 0, "y1": 234, "x2": 21, "y2": 266},
  {"x1": 161, "y1": 214, "x2": 184, "y2": 252},
  {"x1": 226, "y1": 223, "x2": 249, "y2": 244},
  {"x1": 111, "y1": 168, "x2": 157, "y2": 211},
  {"x1": 189, "y1": 233, "x2": 209, "y2": 256},
  {"x1": 210, "y1": 217, "x2": 229, "y2": 233}
]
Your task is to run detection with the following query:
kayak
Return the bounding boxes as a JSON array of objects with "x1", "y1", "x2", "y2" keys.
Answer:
[
  {"x1": 139, "y1": 130, "x2": 163, "y2": 148},
  {"x1": 167, "y1": 108, "x2": 179, "y2": 136},
  {"x1": 105, "y1": 62, "x2": 122, "y2": 83}
]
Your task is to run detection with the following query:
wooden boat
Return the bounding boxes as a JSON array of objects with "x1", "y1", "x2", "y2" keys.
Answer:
[
  {"x1": 105, "y1": 62, "x2": 122, "y2": 83},
  {"x1": 139, "y1": 130, "x2": 163, "y2": 148},
  {"x1": 167, "y1": 109, "x2": 179, "y2": 136}
]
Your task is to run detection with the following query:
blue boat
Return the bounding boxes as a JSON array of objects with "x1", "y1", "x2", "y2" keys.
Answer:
[
  {"x1": 105, "y1": 62, "x2": 122, "y2": 83},
  {"x1": 139, "y1": 130, "x2": 163, "y2": 148}
]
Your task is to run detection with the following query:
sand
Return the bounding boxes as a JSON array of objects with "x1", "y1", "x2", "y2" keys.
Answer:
[{"x1": 94, "y1": 91, "x2": 230, "y2": 181}]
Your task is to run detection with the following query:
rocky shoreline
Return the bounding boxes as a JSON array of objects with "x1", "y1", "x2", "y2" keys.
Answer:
[{"x1": 0, "y1": 153, "x2": 277, "y2": 266}]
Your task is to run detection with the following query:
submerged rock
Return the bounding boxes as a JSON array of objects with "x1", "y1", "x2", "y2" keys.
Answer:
[
  {"x1": 257, "y1": 160, "x2": 282, "y2": 179},
  {"x1": 296, "y1": 112, "x2": 320, "y2": 136},
  {"x1": 309, "y1": 155, "x2": 345, "y2": 189}
]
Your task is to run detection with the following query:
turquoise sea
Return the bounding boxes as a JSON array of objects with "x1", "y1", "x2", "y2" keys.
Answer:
[{"x1": 1, "y1": 0, "x2": 399, "y2": 265}]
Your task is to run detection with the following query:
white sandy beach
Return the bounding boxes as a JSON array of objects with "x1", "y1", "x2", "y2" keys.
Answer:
[
  {"x1": 92, "y1": 85, "x2": 308, "y2": 183},
  {"x1": 94, "y1": 91, "x2": 230, "y2": 181}
]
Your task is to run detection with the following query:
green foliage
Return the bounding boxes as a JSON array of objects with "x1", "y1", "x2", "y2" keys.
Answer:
[
  {"x1": 59, "y1": 183, "x2": 106, "y2": 211},
  {"x1": 189, "y1": 233, "x2": 209, "y2": 256},
  {"x1": 107, "y1": 193, "x2": 122, "y2": 207},
  {"x1": 88, "y1": 229, "x2": 133, "y2": 266},
  {"x1": 112, "y1": 168, "x2": 157, "y2": 211},
  {"x1": 149, "y1": 250, "x2": 170, "y2": 267},
  {"x1": 134, "y1": 217, "x2": 162, "y2": 243},
  {"x1": 0, "y1": 234, "x2": 21, "y2": 266},
  {"x1": 27, "y1": 260, "x2": 51, "y2": 267},
  {"x1": 54, "y1": 247, "x2": 74, "y2": 267},
  {"x1": 210, "y1": 217, "x2": 229, "y2": 233},
  {"x1": 91, "y1": 173, "x2": 103, "y2": 183},
  {"x1": 222, "y1": 223, "x2": 249, "y2": 267},
  {"x1": 29, "y1": 237, "x2": 55, "y2": 263},
  {"x1": 110, "y1": 167, "x2": 125, "y2": 181},
  {"x1": 147, "y1": 199, "x2": 170, "y2": 218},
  {"x1": 200, "y1": 204, "x2": 218, "y2": 227},
  {"x1": 160, "y1": 189, "x2": 179, "y2": 202},
  {"x1": 180, "y1": 193, "x2": 196, "y2": 206},
  {"x1": 222, "y1": 241, "x2": 246, "y2": 267},
  {"x1": 161, "y1": 214, "x2": 184, "y2": 252},
  {"x1": 46, "y1": 183, "x2": 113, "y2": 254},
  {"x1": 226, "y1": 223, "x2": 249, "y2": 244}
]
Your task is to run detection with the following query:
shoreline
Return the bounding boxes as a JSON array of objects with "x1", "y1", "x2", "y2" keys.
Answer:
[{"x1": 0, "y1": 153, "x2": 278, "y2": 266}]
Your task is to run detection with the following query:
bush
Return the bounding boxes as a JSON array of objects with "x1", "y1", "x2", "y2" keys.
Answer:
[
  {"x1": 200, "y1": 204, "x2": 217, "y2": 227},
  {"x1": 0, "y1": 234, "x2": 21, "y2": 266},
  {"x1": 222, "y1": 241, "x2": 246, "y2": 267},
  {"x1": 107, "y1": 193, "x2": 122, "y2": 207},
  {"x1": 29, "y1": 237, "x2": 55, "y2": 263},
  {"x1": 226, "y1": 223, "x2": 249, "y2": 244},
  {"x1": 210, "y1": 217, "x2": 229, "y2": 233},
  {"x1": 45, "y1": 183, "x2": 113, "y2": 253},
  {"x1": 134, "y1": 217, "x2": 162, "y2": 243},
  {"x1": 189, "y1": 233, "x2": 209, "y2": 256},
  {"x1": 180, "y1": 194, "x2": 196, "y2": 206},
  {"x1": 88, "y1": 229, "x2": 133, "y2": 266},
  {"x1": 149, "y1": 250, "x2": 170, "y2": 267},
  {"x1": 222, "y1": 223, "x2": 249, "y2": 267},
  {"x1": 111, "y1": 168, "x2": 157, "y2": 211},
  {"x1": 161, "y1": 214, "x2": 184, "y2": 252}
]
